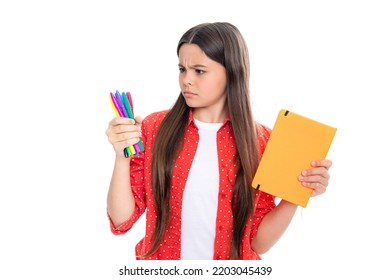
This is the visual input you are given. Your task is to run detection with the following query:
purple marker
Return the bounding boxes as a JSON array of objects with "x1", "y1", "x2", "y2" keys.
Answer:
[{"x1": 110, "y1": 92, "x2": 124, "y2": 117}]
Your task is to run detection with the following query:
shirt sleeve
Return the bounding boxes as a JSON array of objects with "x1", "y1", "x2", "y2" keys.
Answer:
[
  {"x1": 249, "y1": 122, "x2": 276, "y2": 241},
  {"x1": 250, "y1": 191, "x2": 276, "y2": 242},
  {"x1": 108, "y1": 142, "x2": 147, "y2": 235}
]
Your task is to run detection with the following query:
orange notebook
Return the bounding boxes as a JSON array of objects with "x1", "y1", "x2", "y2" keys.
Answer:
[{"x1": 252, "y1": 109, "x2": 337, "y2": 207}]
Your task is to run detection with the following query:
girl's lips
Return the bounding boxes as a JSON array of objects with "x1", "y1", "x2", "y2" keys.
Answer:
[{"x1": 183, "y1": 91, "x2": 197, "y2": 97}]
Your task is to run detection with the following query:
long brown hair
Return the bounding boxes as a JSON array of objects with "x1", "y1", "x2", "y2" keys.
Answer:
[{"x1": 144, "y1": 22, "x2": 259, "y2": 259}]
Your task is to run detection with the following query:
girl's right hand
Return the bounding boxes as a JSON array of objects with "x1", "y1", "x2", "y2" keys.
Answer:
[{"x1": 105, "y1": 116, "x2": 143, "y2": 157}]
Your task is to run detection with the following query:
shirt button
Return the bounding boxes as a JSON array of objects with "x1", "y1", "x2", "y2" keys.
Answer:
[{"x1": 220, "y1": 193, "x2": 227, "y2": 199}]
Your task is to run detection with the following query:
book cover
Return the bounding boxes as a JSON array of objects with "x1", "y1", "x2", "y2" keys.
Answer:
[{"x1": 252, "y1": 109, "x2": 337, "y2": 207}]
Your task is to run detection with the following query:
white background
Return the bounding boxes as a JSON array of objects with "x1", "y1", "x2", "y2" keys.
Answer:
[{"x1": 0, "y1": 0, "x2": 389, "y2": 279}]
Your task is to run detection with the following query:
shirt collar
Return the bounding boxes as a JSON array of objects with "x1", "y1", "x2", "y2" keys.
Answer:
[{"x1": 187, "y1": 108, "x2": 231, "y2": 127}]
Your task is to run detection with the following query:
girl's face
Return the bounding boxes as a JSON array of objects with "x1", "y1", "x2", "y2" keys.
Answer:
[{"x1": 178, "y1": 43, "x2": 227, "y2": 122}]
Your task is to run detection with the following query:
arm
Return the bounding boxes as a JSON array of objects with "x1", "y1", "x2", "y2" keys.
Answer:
[
  {"x1": 107, "y1": 155, "x2": 135, "y2": 227},
  {"x1": 251, "y1": 159, "x2": 333, "y2": 254},
  {"x1": 251, "y1": 200, "x2": 297, "y2": 254},
  {"x1": 105, "y1": 116, "x2": 143, "y2": 227}
]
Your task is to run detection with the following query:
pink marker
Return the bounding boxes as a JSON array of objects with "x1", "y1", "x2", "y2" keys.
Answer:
[{"x1": 126, "y1": 92, "x2": 134, "y2": 113}]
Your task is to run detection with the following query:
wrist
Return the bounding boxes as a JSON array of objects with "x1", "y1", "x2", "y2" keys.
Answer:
[
  {"x1": 115, "y1": 153, "x2": 130, "y2": 162},
  {"x1": 279, "y1": 199, "x2": 299, "y2": 209}
]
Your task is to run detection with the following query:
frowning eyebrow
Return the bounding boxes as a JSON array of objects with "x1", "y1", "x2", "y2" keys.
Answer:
[{"x1": 178, "y1": 63, "x2": 207, "y2": 69}]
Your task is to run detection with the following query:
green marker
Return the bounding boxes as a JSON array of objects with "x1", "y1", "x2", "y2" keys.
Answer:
[{"x1": 122, "y1": 92, "x2": 144, "y2": 153}]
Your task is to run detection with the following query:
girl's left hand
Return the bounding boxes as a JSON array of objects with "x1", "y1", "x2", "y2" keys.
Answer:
[{"x1": 298, "y1": 159, "x2": 333, "y2": 197}]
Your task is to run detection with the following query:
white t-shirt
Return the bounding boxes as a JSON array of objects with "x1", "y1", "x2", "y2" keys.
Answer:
[{"x1": 180, "y1": 118, "x2": 223, "y2": 259}]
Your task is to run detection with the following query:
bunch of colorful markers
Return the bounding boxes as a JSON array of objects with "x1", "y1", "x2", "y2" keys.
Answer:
[{"x1": 109, "y1": 90, "x2": 144, "y2": 157}]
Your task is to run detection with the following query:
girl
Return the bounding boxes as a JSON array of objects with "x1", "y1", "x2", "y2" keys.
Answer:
[{"x1": 105, "y1": 22, "x2": 332, "y2": 260}]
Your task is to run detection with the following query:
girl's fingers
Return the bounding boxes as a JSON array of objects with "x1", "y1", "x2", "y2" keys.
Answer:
[
  {"x1": 299, "y1": 174, "x2": 328, "y2": 186},
  {"x1": 106, "y1": 118, "x2": 139, "y2": 136},
  {"x1": 134, "y1": 115, "x2": 144, "y2": 125},
  {"x1": 109, "y1": 124, "x2": 139, "y2": 135},
  {"x1": 312, "y1": 159, "x2": 332, "y2": 170},
  {"x1": 298, "y1": 173, "x2": 328, "y2": 196},
  {"x1": 301, "y1": 167, "x2": 330, "y2": 180},
  {"x1": 108, "y1": 131, "x2": 142, "y2": 144},
  {"x1": 106, "y1": 116, "x2": 143, "y2": 156},
  {"x1": 109, "y1": 117, "x2": 135, "y2": 126},
  {"x1": 303, "y1": 182, "x2": 327, "y2": 197},
  {"x1": 298, "y1": 159, "x2": 333, "y2": 197},
  {"x1": 113, "y1": 138, "x2": 141, "y2": 151}
]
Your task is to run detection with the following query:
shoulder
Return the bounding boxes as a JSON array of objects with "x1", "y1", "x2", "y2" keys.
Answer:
[
  {"x1": 142, "y1": 110, "x2": 169, "y2": 129},
  {"x1": 256, "y1": 122, "x2": 271, "y2": 138},
  {"x1": 141, "y1": 110, "x2": 169, "y2": 144},
  {"x1": 255, "y1": 122, "x2": 272, "y2": 155}
]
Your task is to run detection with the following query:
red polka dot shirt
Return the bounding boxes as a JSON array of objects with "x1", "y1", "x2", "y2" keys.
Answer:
[{"x1": 108, "y1": 110, "x2": 276, "y2": 260}]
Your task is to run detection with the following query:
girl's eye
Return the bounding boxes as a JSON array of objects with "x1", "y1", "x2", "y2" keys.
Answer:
[
  {"x1": 178, "y1": 67, "x2": 185, "y2": 73},
  {"x1": 195, "y1": 69, "x2": 205, "y2": 74}
]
